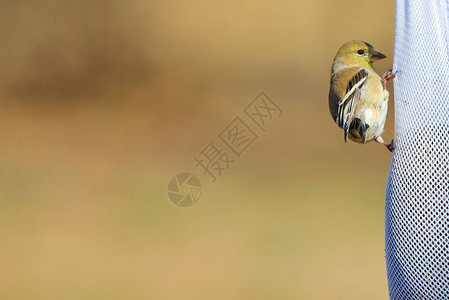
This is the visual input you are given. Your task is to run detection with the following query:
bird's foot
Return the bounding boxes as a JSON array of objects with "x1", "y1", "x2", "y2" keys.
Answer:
[
  {"x1": 385, "y1": 139, "x2": 395, "y2": 152},
  {"x1": 375, "y1": 137, "x2": 395, "y2": 152},
  {"x1": 382, "y1": 69, "x2": 397, "y2": 90}
]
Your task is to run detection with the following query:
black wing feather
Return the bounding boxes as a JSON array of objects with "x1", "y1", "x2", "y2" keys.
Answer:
[{"x1": 336, "y1": 69, "x2": 369, "y2": 142}]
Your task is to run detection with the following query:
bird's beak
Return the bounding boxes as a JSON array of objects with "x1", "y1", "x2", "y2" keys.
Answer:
[{"x1": 370, "y1": 50, "x2": 387, "y2": 61}]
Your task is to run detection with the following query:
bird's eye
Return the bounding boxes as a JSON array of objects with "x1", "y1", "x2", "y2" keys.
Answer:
[{"x1": 357, "y1": 50, "x2": 364, "y2": 55}]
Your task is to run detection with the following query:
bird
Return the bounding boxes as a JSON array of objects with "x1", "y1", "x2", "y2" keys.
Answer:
[{"x1": 328, "y1": 40, "x2": 395, "y2": 152}]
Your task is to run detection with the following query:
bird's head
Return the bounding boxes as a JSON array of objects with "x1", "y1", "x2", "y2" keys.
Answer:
[{"x1": 333, "y1": 40, "x2": 386, "y2": 71}]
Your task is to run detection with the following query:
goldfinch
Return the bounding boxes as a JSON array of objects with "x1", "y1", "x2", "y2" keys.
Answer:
[{"x1": 329, "y1": 40, "x2": 395, "y2": 151}]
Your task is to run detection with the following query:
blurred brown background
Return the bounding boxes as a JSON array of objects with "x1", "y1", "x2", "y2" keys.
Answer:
[{"x1": 0, "y1": 1, "x2": 395, "y2": 299}]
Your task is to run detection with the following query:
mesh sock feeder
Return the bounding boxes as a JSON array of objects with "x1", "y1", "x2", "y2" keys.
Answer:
[{"x1": 385, "y1": 0, "x2": 449, "y2": 298}]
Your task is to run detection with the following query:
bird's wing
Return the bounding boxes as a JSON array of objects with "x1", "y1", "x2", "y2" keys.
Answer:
[{"x1": 335, "y1": 68, "x2": 369, "y2": 142}]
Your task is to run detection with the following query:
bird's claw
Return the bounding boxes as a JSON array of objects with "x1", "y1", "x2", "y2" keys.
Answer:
[
  {"x1": 382, "y1": 68, "x2": 397, "y2": 90},
  {"x1": 385, "y1": 139, "x2": 395, "y2": 152},
  {"x1": 383, "y1": 69, "x2": 397, "y2": 81}
]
